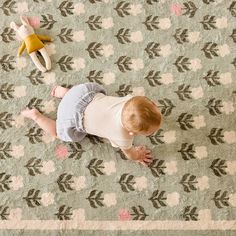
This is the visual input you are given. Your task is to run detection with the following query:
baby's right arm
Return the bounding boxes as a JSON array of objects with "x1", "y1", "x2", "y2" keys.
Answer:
[{"x1": 121, "y1": 145, "x2": 153, "y2": 166}]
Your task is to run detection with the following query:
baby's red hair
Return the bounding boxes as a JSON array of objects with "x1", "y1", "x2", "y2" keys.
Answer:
[{"x1": 122, "y1": 96, "x2": 162, "y2": 132}]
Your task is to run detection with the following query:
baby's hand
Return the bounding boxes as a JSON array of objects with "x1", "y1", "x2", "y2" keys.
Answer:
[{"x1": 134, "y1": 145, "x2": 153, "y2": 166}]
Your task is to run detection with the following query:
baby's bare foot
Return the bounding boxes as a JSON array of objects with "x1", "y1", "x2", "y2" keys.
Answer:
[
  {"x1": 21, "y1": 107, "x2": 40, "y2": 121},
  {"x1": 51, "y1": 86, "x2": 69, "y2": 98}
]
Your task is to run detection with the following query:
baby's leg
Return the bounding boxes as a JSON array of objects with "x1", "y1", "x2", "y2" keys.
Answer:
[
  {"x1": 51, "y1": 86, "x2": 69, "y2": 98},
  {"x1": 21, "y1": 108, "x2": 57, "y2": 138}
]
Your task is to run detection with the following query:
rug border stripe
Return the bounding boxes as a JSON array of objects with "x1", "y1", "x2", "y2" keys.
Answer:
[{"x1": 0, "y1": 220, "x2": 235, "y2": 230}]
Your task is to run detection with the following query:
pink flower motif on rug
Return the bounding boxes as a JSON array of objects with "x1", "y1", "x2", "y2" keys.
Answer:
[
  {"x1": 118, "y1": 209, "x2": 131, "y2": 221},
  {"x1": 27, "y1": 16, "x2": 40, "y2": 28},
  {"x1": 55, "y1": 145, "x2": 68, "y2": 160},
  {"x1": 171, "y1": 3, "x2": 182, "y2": 16}
]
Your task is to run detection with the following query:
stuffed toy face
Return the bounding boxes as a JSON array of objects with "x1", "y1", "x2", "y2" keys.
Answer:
[{"x1": 10, "y1": 16, "x2": 35, "y2": 40}]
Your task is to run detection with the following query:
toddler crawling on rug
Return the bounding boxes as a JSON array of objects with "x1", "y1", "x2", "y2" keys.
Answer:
[{"x1": 22, "y1": 82, "x2": 162, "y2": 166}]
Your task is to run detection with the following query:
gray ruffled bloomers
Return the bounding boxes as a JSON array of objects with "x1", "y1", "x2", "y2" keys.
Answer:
[{"x1": 56, "y1": 82, "x2": 106, "y2": 142}]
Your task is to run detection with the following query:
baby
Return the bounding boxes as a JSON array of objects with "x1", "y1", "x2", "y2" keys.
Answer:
[{"x1": 21, "y1": 82, "x2": 162, "y2": 166}]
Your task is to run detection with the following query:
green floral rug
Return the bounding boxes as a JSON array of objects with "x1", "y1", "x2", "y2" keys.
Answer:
[{"x1": 0, "y1": 0, "x2": 236, "y2": 235}]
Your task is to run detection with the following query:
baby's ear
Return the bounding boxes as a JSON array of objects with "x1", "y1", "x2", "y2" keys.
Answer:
[
  {"x1": 20, "y1": 15, "x2": 29, "y2": 26},
  {"x1": 10, "y1": 22, "x2": 19, "y2": 31}
]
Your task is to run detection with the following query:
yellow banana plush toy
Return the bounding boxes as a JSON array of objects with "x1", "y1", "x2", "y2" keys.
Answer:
[{"x1": 10, "y1": 15, "x2": 52, "y2": 72}]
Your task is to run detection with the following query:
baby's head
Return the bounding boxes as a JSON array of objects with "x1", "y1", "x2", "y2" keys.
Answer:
[{"x1": 121, "y1": 96, "x2": 162, "y2": 136}]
